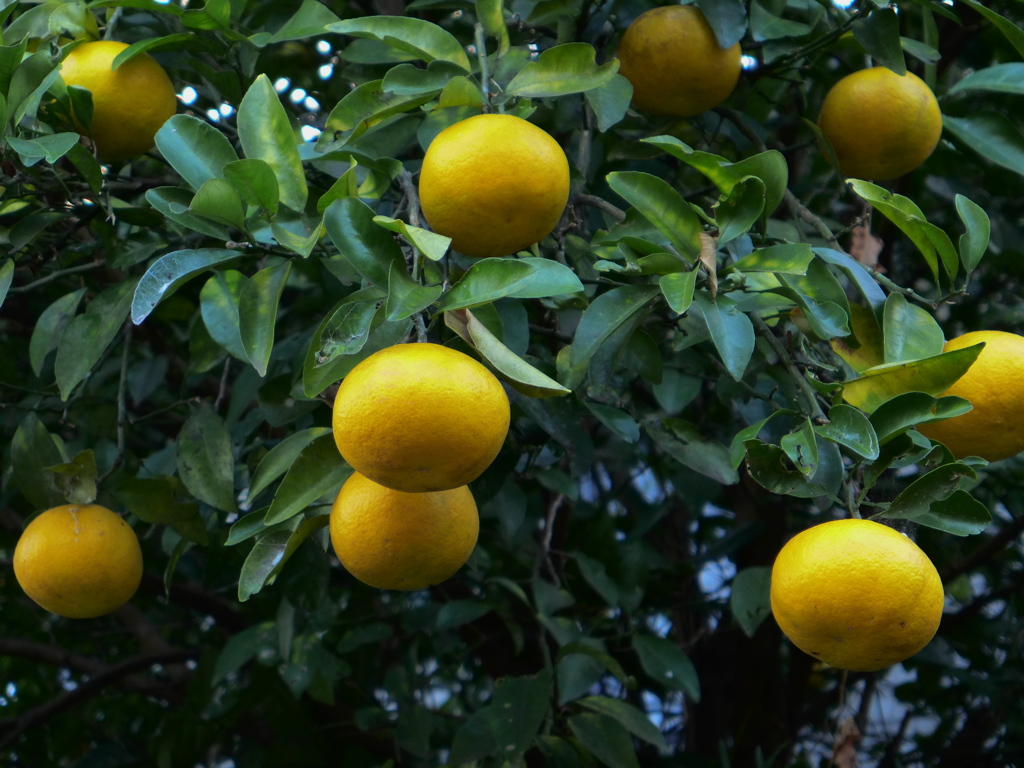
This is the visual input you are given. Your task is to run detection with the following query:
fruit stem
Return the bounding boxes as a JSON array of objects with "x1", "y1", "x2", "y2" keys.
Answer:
[{"x1": 474, "y1": 24, "x2": 491, "y2": 109}]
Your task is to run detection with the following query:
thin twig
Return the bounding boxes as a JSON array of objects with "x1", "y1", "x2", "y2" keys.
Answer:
[
  {"x1": 535, "y1": 493, "x2": 566, "y2": 586},
  {"x1": 575, "y1": 194, "x2": 626, "y2": 222},
  {"x1": 98, "y1": 323, "x2": 132, "y2": 484},
  {"x1": 8, "y1": 261, "x2": 105, "y2": 294},
  {"x1": 413, "y1": 314, "x2": 427, "y2": 343},
  {"x1": 784, "y1": 189, "x2": 841, "y2": 251},
  {"x1": 474, "y1": 24, "x2": 491, "y2": 107},
  {"x1": 213, "y1": 358, "x2": 231, "y2": 412},
  {"x1": 751, "y1": 314, "x2": 827, "y2": 421}
]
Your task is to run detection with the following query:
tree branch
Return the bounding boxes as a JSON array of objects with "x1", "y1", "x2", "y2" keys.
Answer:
[{"x1": 8, "y1": 261, "x2": 105, "y2": 294}]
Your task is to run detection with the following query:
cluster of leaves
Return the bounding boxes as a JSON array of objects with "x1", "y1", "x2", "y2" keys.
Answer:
[{"x1": 2, "y1": 0, "x2": 1024, "y2": 766}]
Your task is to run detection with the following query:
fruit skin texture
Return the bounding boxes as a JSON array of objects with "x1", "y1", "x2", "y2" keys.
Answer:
[
  {"x1": 419, "y1": 113, "x2": 570, "y2": 258},
  {"x1": 615, "y1": 5, "x2": 742, "y2": 118},
  {"x1": 13, "y1": 504, "x2": 144, "y2": 619},
  {"x1": 329, "y1": 472, "x2": 479, "y2": 591},
  {"x1": 917, "y1": 331, "x2": 1024, "y2": 462},
  {"x1": 332, "y1": 343, "x2": 510, "y2": 493},
  {"x1": 818, "y1": 67, "x2": 942, "y2": 181},
  {"x1": 770, "y1": 519, "x2": 944, "y2": 672},
  {"x1": 60, "y1": 40, "x2": 177, "y2": 162}
]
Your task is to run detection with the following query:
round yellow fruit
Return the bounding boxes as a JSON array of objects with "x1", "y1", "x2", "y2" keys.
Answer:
[
  {"x1": 917, "y1": 331, "x2": 1024, "y2": 462},
  {"x1": 616, "y1": 5, "x2": 742, "y2": 118},
  {"x1": 329, "y1": 471, "x2": 479, "y2": 591},
  {"x1": 818, "y1": 67, "x2": 942, "y2": 181},
  {"x1": 419, "y1": 113, "x2": 570, "y2": 258},
  {"x1": 770, "y1": 518, "x2": 944, "y2": 672},
  {"x1": 332, "y1": 342, "x2": 510, "y2": 492},
  {"x1": 13, "y1": 504, "x2": 144, "y2": 619},
  {"x1": 60, "y1": 40, "x2": 177, "y2": 162}
]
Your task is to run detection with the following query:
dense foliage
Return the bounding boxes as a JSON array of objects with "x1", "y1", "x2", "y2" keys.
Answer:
[{"x1": 2, "y1": 0, "x2": 1024, "y2": 765}]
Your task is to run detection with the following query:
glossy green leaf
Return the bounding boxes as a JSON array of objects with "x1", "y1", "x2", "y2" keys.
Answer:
[
  {"x1": 853, "y1": 8, "x2": 905, "y2": 74},
  {"x1": 264, "y1": 434, "x2": 351, "y2": 525},
  {"x1": 155, "y1": 114, "x2": 239, "y2": 192},
  {"x1": 323, "y1": 197, "x2": 408, "y2": 290},
  {"x1": 943, "y1": 112, "x2": 1024, "y2": 179},
  {"x1": 632, "y1": 634, "x2": 700, "y2": 701},
  {"x1": 816, "y1": 404, "x2": 880, "y2": 460},
  {"x1": 239, "y1": 262, "x2": 291, "y2": 376},
  {"x1": 238, "y1": 514, "x2": 330, "y2": 601},
  {"x1": 475, "y1": 0, "x2": 509, "y2": 56},
  {"x1": 948, "y1": 63, "x2": 1024, "y2": 97},
  {"x1": 781, "y1": 418, "x2": 819, "y2": 477},
  {"x1": 247, "y1": 428, "x2": 332, "y2": 504},
  {"x1": 132, "y1": 248, "x2": 239, "y2": 324},
  {"x1": 607, "y1": 171, "x2": 701, "y2": 260},
  {"x1": 568, "y1": 713, "x2": 640, "y2": 768},
  {"x1": 11, "y1": 413, "x2": 66, "y2": 510},
  {"x1": 373, "y1": 215, "x2": 451, "y2": 261},
  {"x1": 506, "y1": 258, "x2": 584, "y2": 299},
  {"x1": 200, "y1": 271, "x2": 248, "y2": 361},
  {"x1": 646, "y1": 420, "x2": 738, "y2": 485},
  {"x1": 955, "y1": 194, "x2": 990, "y2": 273},
  {"x1": 728, "y1": 243, "x2": 814, "y2": 275},
  {"x1": 327, "y1": 16, "x2": 471, "y2": 71},
  {"x1": 659, "y1": 269, "x2": 698, "y2": 315},
  {"x1": 877, "y1": 462, "x2": 976, "y2": 520},
  {"x1": 303, "y1": 312, "x2": 409, "y2": 398},
  {"x1": 830, "y1": 302, "x2": 885, "y2": 374},
  {"x1": 715, "y1": 176, "x2": 766, "y2": 244},
  {"x1": 911, "y1": 490, "x2": 992, "y2": 537},
  {"x1": 883, "y1": 293, "x2": 944, "y2": 364},
  {"x1": 146, "y1": 187, "x2": 232, "y2": 239},
  {"x1": 319, "y1": 80, "x2": 433, "y2": 150},
  {"x1": 744, "y1": 440, "x2": 832, "y2": 499},
  {"x1": 0, "y1": 259, "x2": 12, "y2": 311},
  {"x1": 728, "y1": 410, "x2": 797, "y2": 469},
  {"x1": 438, "y1": 259, "x2": 536, "y2": 311},
  {"x1": 870, "y1": 392, "x2": 973, "y2": 445},
  {"x1": 505, "y1": 42, "x2": 618, "y2": 98},
  {"x1": 729, "y1": 566, "x2": 772, "y2": 638},
  {"x1": 223, "y1": 158, "x2": 280, "y2": 215},
  {"x1": 190, "y1": 178, "x2": 246, "y2": 230},
  {"x1": 237, "y1": 74, "x2": 308, "y2": 213},
  {"x1": 842, "y1": 343, "x2": 984, "y2": 413},
  {"x1": 814, "y1": 247, "x2": 887, "y2": 314},
  {"x1": 385, "y1": 264, "x2": 442, "y2": 320},
  {"x1": 314, "y1": 290, "x2": 385, "y2": 366},
  {"x1": 691, "y1": 291, "x2": 755, "y2": 382},
  {"x1": 176, "y1": 406, "x2": 236, "y2": 513},
  {"x1": 29, "y1": 289, "x2": 85, "y2": 376},
  {"x1": 55, "y1": 279, "x2": 136, "y2": 401},
  {"x1": 6, "y1": 133, "x2": 80, "y2": 166},
  {"x1": 265, "y1": 0, "x2": 340, "y2": 44},
  {"x1": 381, "y1": 59, "x2": 470, "y2": 96},
  {"x1": 584, "y1": 74, "x2": 632, "y2": 132}
]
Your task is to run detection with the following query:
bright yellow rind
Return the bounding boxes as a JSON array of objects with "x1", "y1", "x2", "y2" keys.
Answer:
[
  {"x1": 332, "y1": 343, "x2": 510, "y2": 492},
  {"x1": 771, "y1": 519, "x2": 944, "y2": 672},
  {"x1": 616, "y1": 5, "x2": 742, "y2": 118},
  {"x1": 419, "y1": 113, "x2": 570, "y2": 258},
  {"x1": 14, "y1": 504, "x2": 144, "y2": 619},
  {"x1": 818, "y1": 67, "x2": 942, "y2": 181},
  {"x1": 329, "y1": 472, "x2": 479, "y2": 591},
  {"x1": 917, "y1": 331, "x2": 1024, "y2": 462},
  {"x1": 60, "y1": 40, "x2": 177, "y2": 162}
]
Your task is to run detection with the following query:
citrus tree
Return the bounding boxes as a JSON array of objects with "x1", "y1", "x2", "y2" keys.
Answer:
[{"x1": 3, "y1": 0, "x2": 1024, "y2": 765}]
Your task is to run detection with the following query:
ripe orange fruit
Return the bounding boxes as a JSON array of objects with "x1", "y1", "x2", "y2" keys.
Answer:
[
  {"x1": 770, "y1": 519, "x2": 944, "y2": 672},
  {"x1": 13, "y1": 504, "x2": 144, "y2": 618},
  {"x1": 60, "y1": 40, "x2": 177, "y2": 162},
  {"x1": 419, "y1": 113, "x2": 570, "y2": 258},
  {"x1": 329, "y1": 472, "x2": 479, "y2": 591},
  {"x1": 615, "y1": 5, "x2": 742, "y2": 118},
  {"x1": 917, "y1": 331, "x2": 1024, "y2": 462},
  {"x1": 332, "y1": 343, "x2": 510, "y2": 492},
  {"x1": 817, "y1": 67, "x2": 942, "y2": 180}
]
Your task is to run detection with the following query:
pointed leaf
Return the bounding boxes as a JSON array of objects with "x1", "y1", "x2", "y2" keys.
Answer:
[
  {"x1": 870, "y1": 392, "x2": 973, "y2": 445},
  {"x1": 607, "y1": 171, "x2": 701, "y2": 260},
  {"x1": 632, "y1": 634, "x2": 700, "y2": 701},
  {"x1": 715, "y1": 176, "x2": 766, "y2": 244},
  {"x1": 659, "y1": 269, "x2": 698, "y2": 315},
  {"x1": 239, "y1": 262, "x2": 291, "y2": 376},
  {"x1": 438, "y1": 259, "x2": 537, "y2": 311},
  {"x1": 327, "y1": 16, "x2": 471, "y2": 70},
  {"x1": 647, "y1": 420, "x2": 738, "y2": 485},
  {"x1": 450, "y1": 672, "x2": 552, "y2": 765},
  {"x1": 177, "y1": 406, "x2": 236, "y2": 513},
  {"x1": 728, "y1": 243, "x2": 813, "y2": 275},
  {"x1": 506, "y1": 258, "x2": 584, "y2": 299},
  {"x1": 584, "y1": 74, "x2": 633, "y2": 132},
  {"x1": 223, "y1": 158, "x2": 280, "y2": 215},
  {"x1": 200, "y1": 271, "x2": 248, "y2": 360},
  {"x1": 146, "y1": 186, "x2": 232, "y2": 239},
  {"x1": 247, "y1": 428, "x2": 331, "y2": 503},
  {"x1": 190, "y1": 177, "x2": 246, "y2": 230},
  {"x1": 883, "y1": 293, "x2": 944, "y2": 364},
  {"x1": 955, "y1": 194, "x2": 990, "y2": 273},
  {"x1": 373, "y1": 215, "x2": 451, "y2": 261},
  {"x1": 506, "y1": 43, "x2": 618, "y2": 98},
  {"x1": 133, "y1": 248, "x2": 239, "y2": 324},
  {"x1": 238, "y1": 514, "x2": 330, "y2": 601},
  {"x1": 691, "y1": 291, "x2": 754, "y2": 381},
  {"x1": 815, "y1": 404, "x2": 880, "y2": 459},
  {"x1": 781, "y1": 418, "x2": 819, "y2": 477},
  {"x1": 877, "y1": 462, "x2": 976, "y2": 520},
  {"x1": 0, "y1": 259, "x2": 12, "y2": 311},
  {"x1": 852, "y1": 8, "x2": 905, "y2": 74},
  {"x1": 729, "y1": 566, "x2": 772, "y2": 638},
  {"x1": 266, "y1": 0, "x2": 341, "y2": 44},
  {"x1": 947, "y1": 63, "x2": 1024, "y2": 97},
  {"x1": 323, "y1": 197, "x2": 407, "y2": 290},
  {"x1": 568, "y1": 714, "x2": 640, "y2": 768},
  {"x1": 264, "y1": 434, "x2": 351, "y2": 525},
  {"x1": 155, "y1": 114, "x2": 239, "y2": 192},
  {"x1": 912, "y1": 490, "x2": 992, "y2": 537},
  {"x1": 475, "y1": 0, "x2": 510, "y2": 56}
]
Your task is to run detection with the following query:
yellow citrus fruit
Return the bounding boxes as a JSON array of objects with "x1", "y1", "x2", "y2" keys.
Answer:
[
  {"x1": 332, "y1": 342, "x2": 510, "y2": 492},
  {"x1": 818, "y1": 67, "x2": 942, "y2": 180},
  {"x1": 770, "y1": 518, "x2": 944, "y2": 672},
  {"x1": 13, "y1": 504, "x2": 144, "y2": 619},
  {"x1": 60, "y1": 40, "x2": 177, "y2": 162},
  {"x1": 917, "y1": 331, "x2": 1024, "y2": 462},
  {"x1": 329, "y1": 471, "x2": 479, "y2": 591},
  {"x1": 616, "y1": 5, "x2": 742, "y2": 118},
  {"x1": 419, "y1": 113, "x2": 570, "y2": 258}
]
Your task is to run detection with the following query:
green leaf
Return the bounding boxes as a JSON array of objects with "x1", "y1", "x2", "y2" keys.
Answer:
[
  {"x1": 155, "y1": 114, "x2": 239, "y2": 192},
  {"x1": 238, "y1": 528, "x2": 290, "y2": 602},
  {"x1": 239, "y1": 262, "x2": 291, "y2": 376},
  {"x1": 814, "y1": 247, "x2": 887, "y2": 314},
  {"x1": 44, "y1": 449, "x2": 97, "y2": 507},
  {"x1": 584, "y1": 74, "x2": 633, "y2": 132},
  {"x1": 944, "y1": 112, "x2": 1024, "y2": 178},
  {"x1": 132, "y1": 248, "x2": 239, "y2": 325},
  {"x1": 505, "y1": 42, "x2": 618, "y2": 98},
  {"x1": 382, "y1": 59, "x2": 470, "y2": 96},
  {"x1": 607, "y1": 172, "x2": 701, "y2": 260},
  {"x1": 445, "y1": 308, "x2": 570, "y2": 397},
  {"x1": 558, "y1": 644, "x2": 628, "y2": 686},
  {"x1": 715, "y1": 176, "x2": 766, "y2": 244},
  {"x1": 475, "y1": 0, "x2": 510, "y2": 56},
  {"x1": 436, "y1": 600, "x2": 492, "y2": 629},
  {"x1": 55, "y1": 280, "x2": 136, "y2": 401},
  {"x1": 176, "y1": 406, "x2": 236, "y2": 513},
  {"x1": 237, "y1": 74, "x2": 308, "y2": 213},
  {"x1": 577, "y1": 697, "x2": 667, "y2": 751},
  {"x1": 585, "y1": 402, "x2": 640, "y2": 443},
  {"x1": 303, "y1": 312, "x2": 410, "y2": 398},
  {"x1": 373, "y1": 215, "x2": 451, "y2": 261},
  {"x1": 266, "y1": 0, "x2": 341, "y2": 44},
  {"x1": 563, "y1": 285, "x2": 660, "y2": 389},
  {"x1": 911, "y1": 490, "x2": 992, "y2": 537},
  {"x1": 882, "y1": 293, "x2": 944, "y2": 364},
  {"x1": 877, "y1": 462, "x2": 976, "y2": 521},
  {"x1": 728, "y1": 243, "x2": 814, "y2": 275},
  {"x1": 327, "y1": 16, "x2": 471, "y2": 71},
  {"x1": 781, "y1": 418, "x2": 819, "y2": 477},
  {"x1": 848, "y1": 180, "x2": 958, "y2": 285},
  {"x1": 646, "y1": 420, "x2": 739, "y2": 485},
  {"x1": 319, "y1": 80, "x2": 434, "y2": 150},
  {"x1": 853, "y1": 8, "x2": 905, "y2": 75},
  {"x1": 743, "y1": 440, "x2": 830, "y2": 499},
  {"x1": 0, "y1": 259, "x2": 12, "y2": 311},
  {"x1": 450, "y1": 672, "x2": 552, "y2": 765},
  {"x1": 506, "y1": 258, "x2": 584, "y2": 299},
  {"x1": 223, "y1": 159, "x2": 280, "y2": 216},
  {"x1": 29, "y1": 289, "x2": 85, "y2": 376},
  {"x1": 385, "y1": 264, "x2": 442, "y2": 320},
  {"x1": 190, "y1": 178, "x2": 246, "y2": 230},
  {"x1": 6, "y1": 133, "x2": 80, "y2": 166},
  {"x1": 659, "y1": 269, "x2": 698, "y2": 315},
  {"x1": 815, "y1": 404, "x2": 880, "y2": 460},
  {"x1": 691, "y1": 291, "x2": 755, "y2": 382},
  {"x1": 247, "y1": 428, "x2": 332, "y2": 503},
  {"x1": 200, "y1": 271, "x2": 248, "y2": 361},
  {"x1": 313, "y1": 290, "x2": 385, "y2": 367},
  {"x1": 953, "y1": 0, "x2": 1024, "y2": 59},
  {"x1": 568, "y1": 713, "x2": 640, "y2": 768},
  {"x1": 632, "y1": 634, "x2": 700, "y2": 701},
  {"x1": 947, "y1": 63, "x2": 1024, "y2": 97},
  {"x1": 323, "y1": 197, "x2": 407, "y2": 291},
  {"x1": 11, "y1": 413, "x2": 66, "y2": 510},
  {"x1": 870, "y1": 392, "x2": 973, "y2": 445},
  {"x1": 264, "y1": 435, "x2": 351, "y2": 525},
  {"x1": 115, "y1": 476, "x2": 200, "y2": 525},
  {"x1": 729, "y1": 566, "x2": 772, "y2": 638},
  {"x1": 438, "y1": 259, "x2": 537, "y2": 311},
  {"x1": 842, "y1": 344, "x2": 984, "y2": 413},
  {"x1": 955, "y1": 194, "x2": 990, "y2": 274},
  {"x1": 147, "y1": 187, "x2": 232, "y2": 239}
]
